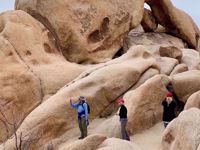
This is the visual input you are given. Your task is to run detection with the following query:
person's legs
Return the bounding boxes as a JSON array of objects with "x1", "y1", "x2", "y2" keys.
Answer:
[
  {"x1": 81, "y1": 116, "x2": 87, "y2": 138},
  {"x1": 120, "y1": 119, "x2": 130, "y2": 141},
  {"x1": 78, "y1": 118, "x2": 84, "y2": 139}
]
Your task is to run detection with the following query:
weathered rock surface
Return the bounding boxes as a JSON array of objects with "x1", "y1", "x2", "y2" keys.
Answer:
[
  {"x1": 159, "y1": 46, "x2": 182, "y2": 62},
  {"x1": 0, "y1": 36, "x2": 42, "y2": 142},
  {"x1": 16, "y1": 0, "x2": 145, "y2": 63},
  {"x1": 125, "y1": 75, "x2": 169, "y2": 134},
  {"x1": 59, "y1": 134, "x2": 107, "y2": 150},
  {"x1": 59, "y1": 134, "x2": 141, "y2": 150},
  {"x1": 90, "y1": 75, "x2": 169, "y2": 137},
  {"x1": 146, "y1": 0, "x2": 200, "y2": 49},
  {"x1": 181, "y1": 48, "x2": 200, "y2": 70},
  {"x1": 184, "y1": 91, "x2": 200, "y2": 110},
  {"x1": 123, "y1": 32, "x2": 185, "y2": 54},
  {"x1": 0, "y1": 10, "x2": 87, "y2": 142},
  {"x1": 171, "y1": 70, "x2": 200, "y2": 102},
  {"x1": 141, "y1": 8, "x2": 158, "y2": 32},
  {"x1": 97, "y1": 137, "x2": 141, "y2": 150},
  {"x1": 161, "y1": 108, "x2": 200, "y2": 150},
  {"x1": 156, "y1": 57, "x2": 178, "y2": 75},
  {"x1": 170, "y1": 64, "x2": 188, "y2": 76},
  {"x1": 0, "y1": 46, "x2": 159, "y2": 149}
]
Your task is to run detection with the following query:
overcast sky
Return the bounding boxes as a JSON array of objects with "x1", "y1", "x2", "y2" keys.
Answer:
[{"x1": 0, "y1": 0, "x2": 199, "y2": 26}]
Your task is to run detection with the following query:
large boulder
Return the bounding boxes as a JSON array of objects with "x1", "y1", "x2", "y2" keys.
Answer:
[
  {"x1": 90, "y1": 75, "x2": 169, "y2": 137},
  {"x1": 0, "y1": 10, "x2": 86, "y2": 142},
  {"x1": 15, "y1": 0, "x2": 145, "y2": 63},
  {"x1": 59, "y1": 134, "x2": 141, "y2": 150},
  {"x1": 0, "y1": 36, "x2": 41, "y2": 142},
  {"x1": 181, "y1": 48, "x2": 200, "y2": 70},
  {"x1": 159, "y1": 46, "x2": 182, "y2": 62},
  {"x1": 97, "y1": 137, "x2": 141, "y2": 150},
  {"x1": 0, "y1": 46, "x2": 159, "y2": 149},
  {"x1": 123, "y1": 32, "x2": 185, "y2": 54},
  {"x1": 141, "y1": 8, "x2": 158, "y2": 32},
  {"x1": 161, "y1": 108, "x2": 200, "y2": 150},
  {"x1": 146, "y1": 0, "x2": 200, "y2": 49},
  {"x1": 156, "y1": 57, "x2": 178, "y2": 75},
  {"x1": 59, "y1": 134, "x2": 107, "y2": 150},
  {"x1": 170, "y1": 64, "x2": 188, "y2": 76},
  {"x1": 171, "y1": 70, "x2": 200, "y2": 102},
  {"x1": 125, "y1": 75, "x2": 169, "y2": 134},
  {"x1": 184, "y1": 91, "x2": 200, "y2": 110}
]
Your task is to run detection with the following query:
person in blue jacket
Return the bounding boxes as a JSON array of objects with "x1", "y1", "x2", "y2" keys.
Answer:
[{"x1": 70, "y1": 96, "x2": 89, "y2": 139}]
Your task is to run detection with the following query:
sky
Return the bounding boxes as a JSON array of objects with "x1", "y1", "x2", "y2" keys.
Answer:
[{"x1": 0, "y1": 0, "x2": 199, "y2": 26}]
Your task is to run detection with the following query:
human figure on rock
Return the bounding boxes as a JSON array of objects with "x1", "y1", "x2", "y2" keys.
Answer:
[
  {"x1": 162, "y1": 92, "x2": 177, "y2": 128},
  {"x1": 70, "y1": 96, "x2": 89, "y2": 139},
  {"x1": 116, "y1": 99, "x2": 130, "y2": 141},
  {"x1": 166, "y1": 83, "x2": 184, "y2": 116}
]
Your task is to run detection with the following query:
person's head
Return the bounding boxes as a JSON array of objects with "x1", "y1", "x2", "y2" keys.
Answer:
[
  {"x1": 118, "y1": 99, "x2": 125, "y2": 106},
  {"x1": 78, "y1": 96, "x2": 86, "y2": 104},
  {"x1": 166, "y1": 92, "x2": 173, "y2": 103}
]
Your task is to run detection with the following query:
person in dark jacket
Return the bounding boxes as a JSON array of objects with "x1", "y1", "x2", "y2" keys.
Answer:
[
  {"x1": 70, "y1": 96, "x2": 89, "y2": 139},
  {"x1": 167, "y1": 83, "x2": 184, "y2": 116},
  {"x1": 162, "y1": 92, "x2": 177, "y2": 128},
  {"x1": 117, "y1": 99, "x2": 130, "y2": 141}
]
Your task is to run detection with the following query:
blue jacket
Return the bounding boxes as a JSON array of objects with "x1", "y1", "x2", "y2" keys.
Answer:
[{"x1": 71, "y1": 102, "x2": 88, "y2": 120}]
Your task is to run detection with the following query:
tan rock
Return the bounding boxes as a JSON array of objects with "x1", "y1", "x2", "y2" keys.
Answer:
[
  {"x1": 0, "y1": 36, "x2": 41, "y2": 142},
  {"x1": 0, "y1": 46, "x2": 159, "y2": 149},
  {"x1": 125, "y1": 75, "x2": 169, "y2": 134},
  {"x1": 59, "y1": 134, "x2": 107, "y2": 150},
  {"x1": 0, "y1": 10, "x2": 86, "y2": 142},
  {"x1": 132, "y1": 68, "x2": 159, "y2": 89},
  {"x1": 159, "y1": 46, "x2": 182, "y2": 62},
  {"x1": 97, "y1": 137, "x2": 141, "y2": 150},
  {"x1": 123, "y1": 32, "x2": 185, "y2": 54},
  {"x1": 161, "y1": 108, "x2": 200, "y2": 150},
  {"x1": 156, "y1": 57, "x2": 178, "y2": 75},
  {"x1": 171, "y1": 70, "x2": 200, "y2": 102},
  {"x1": 0, "y1": 10, "x2": 87, "y2": 97},
  {"x1": 181, "y1": 48, "x2": 200, "y2": 70},
  {"x1": 141, "y1": 8, "x2": 158, "y2": 32},
  {"x1": 170, "y1": 64, "x2": 188, "y2": 76},
  {"x1": 146, "y1": 0, "x2": 200, "y2": 49},
  {"x1": 184, "y1": 91, "x2": 200, "y2": 110},
  {"x1": 92, "y1": 75, "x2": 169, "y2": 137},
  {"x1": 16, "y1": 0, "x2": 144, "y2": 63}
]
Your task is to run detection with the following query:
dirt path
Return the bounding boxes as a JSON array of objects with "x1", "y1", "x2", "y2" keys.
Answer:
[{"x1": 131, "y1": 122, "x2": 164, "y2": 150}]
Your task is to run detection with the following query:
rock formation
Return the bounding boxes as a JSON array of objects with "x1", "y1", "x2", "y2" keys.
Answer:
[
  {"x1": 0, "y1": 0, "x2": 200, "y2": 149},
  {"x1": 161, "y1": 108, "x2": 200, "y2": 150},
  {"x1": 15, "y1": 0, "x2": 144, "y2": 63}
]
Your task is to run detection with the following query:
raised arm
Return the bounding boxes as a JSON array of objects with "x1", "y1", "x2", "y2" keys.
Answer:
[{"x1": 70, "y1": 99, "x2": 79, "y2": 109}]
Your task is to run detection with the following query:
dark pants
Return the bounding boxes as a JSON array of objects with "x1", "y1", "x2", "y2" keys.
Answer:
[
  {"x1": 164, "y1": 122, "x2": 169, "y2": 128},
  {"x1": 120, "y1": 118, "x2": 130, "y2": 141},
  {"x1": 78, "y1": 116, "x2": 87, "y2": 138}
]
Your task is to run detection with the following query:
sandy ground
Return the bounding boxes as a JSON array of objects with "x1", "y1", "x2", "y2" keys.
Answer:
[
  {"x1": 58, "y1": 119, "x2": 164, "y2": 150},
  {"x1": 131, "y1": 122, "x2": 164, "y2": 150}
]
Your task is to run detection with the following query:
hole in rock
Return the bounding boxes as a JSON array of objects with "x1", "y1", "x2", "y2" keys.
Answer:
[
  {"x1": 88, "y1": 30, "x2": 103, "y2": 43},
  {"x1": 43, "y1": 43, "x2": 52, "y2": 53}
]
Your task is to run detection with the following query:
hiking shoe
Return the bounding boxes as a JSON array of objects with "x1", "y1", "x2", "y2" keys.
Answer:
[{"x1": 78, "y1": 136, "x2": 84, "y2": 139}]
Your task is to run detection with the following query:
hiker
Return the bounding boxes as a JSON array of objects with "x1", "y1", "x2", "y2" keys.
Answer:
[
  {"x1": 70, "y1": 96, "x2": 89, "y2": 139},
  {"x1": 116, "y1": 99, "x2": 130, "y2": 141},
  {"x1": 167, "y1": 83, "x2": 184, "y2": 116},
  {"x1": 162, "y1": 92, "x2": 177, "y2": 128}
]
